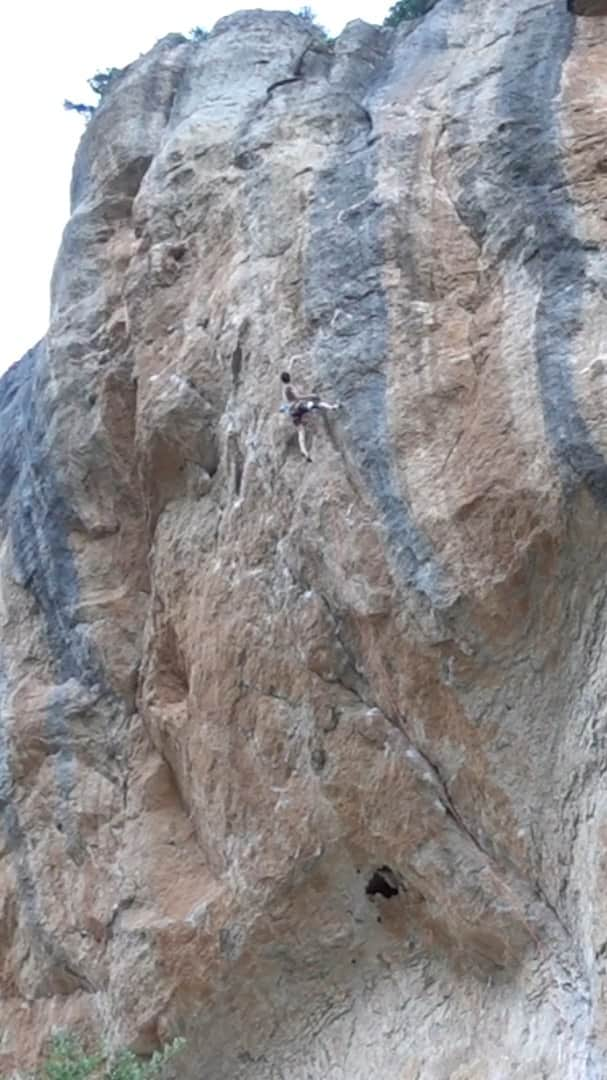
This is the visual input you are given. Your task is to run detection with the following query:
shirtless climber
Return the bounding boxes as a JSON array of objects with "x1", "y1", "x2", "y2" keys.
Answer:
[{"x1": 279, "y1": 371, "x2": 340, "y2": 462}]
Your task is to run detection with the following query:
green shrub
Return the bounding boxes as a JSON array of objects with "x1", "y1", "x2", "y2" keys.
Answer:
[
  {"x1": 87, "y1": 67, "x2": 125, "y2": 98},
  {"x1": 295, "y1": 5, "x2": 331, "y2": 42},
  {"x1": 42, "y1": 1033, "x2": 102, "y2": 1080},
  {"x1": 188, "y1": 27, "x2": 208, "y2": 43},
  {"x1": 383, "y1": 0, "x2": 439, "y2": 26},
  {"x1": 107, "y1": 1039, "x2": 186, "y2": 1080},
  {"x1": 1, "y1": 1032, "x2": 186, "y2": 1080},
  {"x1": 63, "y1": 100, "x2": 95, "y2": 122}
]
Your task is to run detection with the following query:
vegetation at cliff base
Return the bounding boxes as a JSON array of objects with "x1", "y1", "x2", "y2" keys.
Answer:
[{"x1": 2, "y1": 1032, "x2": 186, "y2": 1080}]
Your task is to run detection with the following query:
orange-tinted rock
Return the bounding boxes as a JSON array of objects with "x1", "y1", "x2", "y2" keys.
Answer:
[{"x1": 1, "y1": 5, "x2": 607, "y2": 1077}]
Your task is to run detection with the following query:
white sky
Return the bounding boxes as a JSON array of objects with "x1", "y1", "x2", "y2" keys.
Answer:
[{"x1": 0, "y1": 1, "x2": 386, "y2": 374}]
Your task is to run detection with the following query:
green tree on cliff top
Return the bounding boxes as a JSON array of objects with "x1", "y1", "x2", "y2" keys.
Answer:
[{"x1": 384, "y1": 0, "x2": 439, "y2": 25}]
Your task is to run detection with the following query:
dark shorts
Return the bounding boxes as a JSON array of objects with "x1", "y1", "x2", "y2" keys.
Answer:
[{"x1": 290, "y1": 402, "x2": 313, "y2": 426}]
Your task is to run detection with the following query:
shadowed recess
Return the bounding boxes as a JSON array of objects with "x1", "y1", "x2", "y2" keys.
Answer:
[
  {"x1": 366, "y1": 866, "x2": 399, "y2": 898},
  {"x1": 567, "y1": 0, "x2": 607, "y2": 13}
]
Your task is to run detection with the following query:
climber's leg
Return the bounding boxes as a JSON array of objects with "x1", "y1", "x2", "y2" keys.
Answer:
[
  {"x1": 297, "y1": 423, "x2": 312, "y2": 462},
  {"x1": 314, "y1": 400, "x2": 340, "y2": 411}
]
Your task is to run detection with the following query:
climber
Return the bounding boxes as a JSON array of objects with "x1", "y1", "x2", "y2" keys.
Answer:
[{"x1": 279, "y1": 371, "x2": 340, "y2": 462}]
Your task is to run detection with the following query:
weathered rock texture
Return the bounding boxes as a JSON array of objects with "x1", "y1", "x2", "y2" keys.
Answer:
[{"x1": 1, "y1": 2, "x2": 607, "y2": 1076}]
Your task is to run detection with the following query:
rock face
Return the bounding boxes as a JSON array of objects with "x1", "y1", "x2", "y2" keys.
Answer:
[{"x1": 1, "y1": 2, "x2": 607, "y2": 1076}]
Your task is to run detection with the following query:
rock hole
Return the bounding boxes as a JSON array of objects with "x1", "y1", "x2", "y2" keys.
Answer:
[
  {"x1": 170, "y1": 243, "x2": 187, "y2": 262},
  {"x1": 366, "y1": 866, "x2": 398, "y2": 899},
  {"x1": 206, "y1": 449, "x2": 220, "y2": 479},
  {"x1": 310, "y1": 746, "x2": 326, "y2": 773},
  {"x1": 234, "y1": 150, "x2": 262, "y2": 171}
]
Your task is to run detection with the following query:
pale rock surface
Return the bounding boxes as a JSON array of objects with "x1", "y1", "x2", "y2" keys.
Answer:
[{"x1": 1, "y1": 2, "x2": 607, "y2": 1077}]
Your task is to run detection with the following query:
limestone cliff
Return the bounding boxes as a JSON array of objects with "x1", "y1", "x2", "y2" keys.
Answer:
[{"x1": 1, "y1": 2, "x2": 607, "y2": 1076}]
